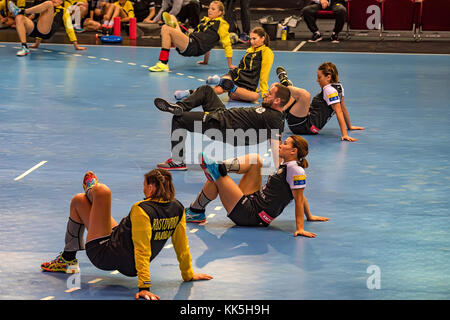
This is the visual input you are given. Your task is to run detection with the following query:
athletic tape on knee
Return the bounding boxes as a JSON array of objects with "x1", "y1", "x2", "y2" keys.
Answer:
[
  {"x1": 223, "y1": 157, "x2": 240, "y2": 173},
  {"x1": 64, "y1": 218, "x2": 86, "y2": 252}
]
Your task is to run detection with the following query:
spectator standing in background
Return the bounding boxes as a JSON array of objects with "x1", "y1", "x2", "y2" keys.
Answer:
[
  {"x1": 150, "y1": 0, "x2": 200, "y2": 28},
  {"x1": 223, "y1": 0, "x2": 251, "y2": 43}
]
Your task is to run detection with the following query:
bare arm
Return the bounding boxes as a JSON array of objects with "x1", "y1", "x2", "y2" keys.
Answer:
[
  {"x1": 332, "y1": 102, "x2": 357, "y2": 142},
  {"x1": 197, "y1": 51, "x2": 210, "y2": 64},
  {"x1": 292, "y1": 189, "x2": 316, "y2": 238},
  {"x1": 292, "y1": 189, "x2": 329, "y2": 238},
  {"x1": 341, "y1": 97, "x2": 365, "y2": 131}
]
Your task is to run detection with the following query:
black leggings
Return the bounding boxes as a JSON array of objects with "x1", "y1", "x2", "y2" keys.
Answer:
[
  {"x1": 171, "y1": 85, "x2": 226, "y2": 161},
  {"x1": 302, "y1": 2, "x2": 347, "y2": 34}
]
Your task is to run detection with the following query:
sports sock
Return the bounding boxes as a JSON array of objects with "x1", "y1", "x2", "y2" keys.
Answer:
[
  {"x1": 63, "y1": 218, "x2": 86, "y2": 258},
  {"x1": 190, "y1": 190, "x2": 212, "y2": 211},
  {"x1": 223, "y1": 157, "x2": 240, "y2": 173},
  {"x1": 62, "y1": 250, "x2": 77, "y2": 261},
  {"x1": 159, "y1": 48, "x2": 170, "y2": 64}
]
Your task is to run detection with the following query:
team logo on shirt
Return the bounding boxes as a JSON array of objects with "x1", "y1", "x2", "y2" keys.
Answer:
[
  {"x1": 293, "y1": 175, "x2": 306, "y2": 186},
  {"x1": 255, "y1": 107, "x2": 266, "y2": 114},
  {"x1": 328, "y1": 92, "x2": 339, "y2": 102}
]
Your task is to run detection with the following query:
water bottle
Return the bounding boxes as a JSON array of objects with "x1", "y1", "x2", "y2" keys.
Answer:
[{"x1": 281, "y1": 26, "x2": 287, "y2": 41}]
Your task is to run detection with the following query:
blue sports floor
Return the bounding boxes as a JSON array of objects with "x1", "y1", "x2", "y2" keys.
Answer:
[{"x1": 0, "y1": 42, "x2": 449, "y2": 300}]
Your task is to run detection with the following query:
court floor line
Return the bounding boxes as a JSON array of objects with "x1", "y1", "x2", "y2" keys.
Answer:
[{"x1": 14, "y1": 161, "x2": 47, "y2": 181}]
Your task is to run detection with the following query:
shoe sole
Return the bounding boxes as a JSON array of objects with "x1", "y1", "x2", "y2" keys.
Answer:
[
  {"x1": 149, "y1": 67, "x2": 169, "y2": 72},
  {"x1": 186, "y1": 219, "x2": 206, "y2": 223},
  {"x1": 199, "y1": 154, "x2": 215, "y2": 182},
  {"x1": 157, "y1": 165, "x2": 187, "y2": 171},
  {"x1": 308, "y1": 38, "x2": 322, "y2": 43},
  {"x1": 163, "y1": 12, "x2": 177, "y2": 28},
  {"x1": 154, "y1": 98, "x2": 183, "y2": 116},
  {"x1": 41, "y1": 265, "x2": 80, "y2": 274}
]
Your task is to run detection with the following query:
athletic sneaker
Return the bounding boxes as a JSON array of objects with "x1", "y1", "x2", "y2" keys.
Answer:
[
  {"x1": 162, "y1": 12, "x2": 178, "y2": 28},
  {"x1": 74, "y1": 27, "x2": 85, "y2": 33},
  {"x1": 157, "y1": 158, "x2": 187, "y2": 171},
  {"x1": 276, "y1": 66, "x2": 293, "y2": 87},
  {"x1": 174, "y1": 90, "x2": 190, "y2": 100},
  {"x1": 199, "y1": 153, "x2": 222, "y2": 182},
  {"x1": 16, "y1": 46, "x2": 30, "y2": 56},
  {"x1": 41, "y1": 252, "x2": 80, "y2": 274},
  {"x1": 206, "y1": 75, "x2": 220, "y2": 86},
  {"x1": 154, "y1": 98, "x2": 184, "y2": 115},
  {"x1": 8, "y1": 1, "x2": 22, "y2": 17},
  {"x1": 238, "y1": 33, "x2": 250, "y2": 43},
  {"x1": 330, "y1": 33, "x2": 340, "y2": 43},
  {"x1": 185, "y1": 207, "x2": 206, "y2": 223},
  {"x1": 148, "y1": 61, "x2": 169, "y2": 72},
  {"x1": 308, "y1": 32, "x2": 322, "y2": 43},
  {"x1": 83, "y1": 171, "x2": 98, "y2": 192}
]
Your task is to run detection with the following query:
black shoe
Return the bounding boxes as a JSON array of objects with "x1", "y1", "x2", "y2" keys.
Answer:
[
  {"x1": 308, "y1": 32, "x2": 322, "y2": 43},
  {"x1": 154, "y1": 98, "x2": 184, "y2": 116},
  {"x1": 276, "y1": 66, "x2": 293, "y2": 87},
  {"x1": 331, "y1": 33, "x2": 340, "y2": 43}
]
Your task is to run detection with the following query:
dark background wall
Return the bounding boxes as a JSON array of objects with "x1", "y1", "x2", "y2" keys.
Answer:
[{"x1": 152, "y1": 0, "x2": 310, "y2": 10}]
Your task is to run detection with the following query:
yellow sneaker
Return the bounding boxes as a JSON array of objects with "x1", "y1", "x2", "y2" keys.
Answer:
[
  {"x1": 149, "y1": 61, "x2": 169, "y2": 72},
  {"x1": 41, "y1": 252, "x2": 80, "y2": 274},
  {"x1": 162, "y1": 12, "x2": 177, "y2": 28}
]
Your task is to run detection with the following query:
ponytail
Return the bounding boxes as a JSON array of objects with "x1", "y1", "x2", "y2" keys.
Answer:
[
  {"x1": 145, "y1": 169, "x2": 175, "y2": 201},
  {"x1": 290, "y1": 135, "x2": 309, "y2": 168}
]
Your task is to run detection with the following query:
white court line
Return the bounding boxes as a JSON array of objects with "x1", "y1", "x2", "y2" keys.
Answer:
[
  {"x1": 128, "y1": 62, "x2": 136, "y2": 66},
  {"x1": 88, "y1": 278, "x2": 103, "y2": 284},
  {"x1": 88, "y1": 56, "x2": 96, "y2": 59},
  {"x1": 141, "y1": 65, "x2": 149, "y2": 68},
  {"x1": 14, "y1": 161, "x2": 47, "y2": 181},
  {"x1": 65, "y1": 287, "x2": 81, "y2": 293},
  {"x1": 189, "y1": 229, "x2": 198, "y2": 233},
  {"x1": 176, "y1": 73, "x2": 184, "y2": 76},
  {"x1": 198, "y1": 78, "x2": 205, "y2": 81},
  {"x1": 41, "y1": 296, "x2": 55, "y2": 300},
  {"x1": 100, "y1": 58, "x2": 110, "y2": 61},
  {"x1": 187, "y1": 75, "x2": 195, "y2": 79},
  {"x1": 293, "y1": 41, "x2": 307, "y2": 52},
  {"x1": 114, "y1": 60, "x2": 123, "y2": 63}
]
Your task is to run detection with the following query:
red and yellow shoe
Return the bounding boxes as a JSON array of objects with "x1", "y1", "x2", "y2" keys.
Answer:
[
  {"x1": 83, "y1": 171, "x2": 98, "y2": 192},
  {"x1": 41, "y1": 252, "x2": 80, "y2": 274}
]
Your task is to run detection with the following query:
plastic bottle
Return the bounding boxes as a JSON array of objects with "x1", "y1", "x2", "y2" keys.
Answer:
[{"x1": 281, "y1": 26, "x2": 287, "y2": 41}]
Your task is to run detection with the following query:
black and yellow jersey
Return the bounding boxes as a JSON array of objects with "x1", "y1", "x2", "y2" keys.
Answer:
[
  {"x1": 111, "y1": 198, "x2": 194, "y2": 290},
  {"x1": 230, "y1": 45, "x2": 274, "y2": 96},
  {"x1": 47, "y1": 5, "x2": 77, "y2": 42},
  {"x1": 63, "y1": 0, "x2": 87, "y2": 8},
  {"x1": 113, "y1": 0, "x2": 135, "y2": 18},
  {"x1": 191, "y1": 16, "x2": 232, "y2": 58}
]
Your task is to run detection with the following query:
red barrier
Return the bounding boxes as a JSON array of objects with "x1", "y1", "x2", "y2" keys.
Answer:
[
  {"x1": 113, "y1": 17, "x2": 121, "y2": 36},
  {"x1": 129, "y1": 17, "x2": 137, "y2": 40},
  {"x1": 420, "y1": 0, "x2": 450, "y2": 31},
  {"x1": 382, "y1": 0, "x2": 417, "y2": 31},
  {"x1": 347, "y1": 0, "x2": 382, "y2": 30}
]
